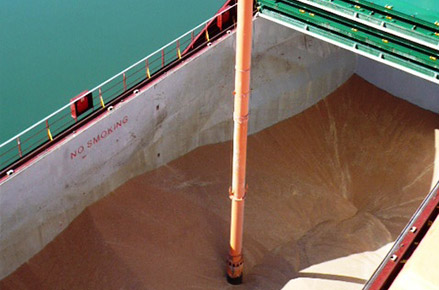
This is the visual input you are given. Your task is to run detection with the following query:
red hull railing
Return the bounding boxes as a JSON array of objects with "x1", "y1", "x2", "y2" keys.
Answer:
[{"x1": 0, "y1": 2, "x2": 240, "y2": 180}]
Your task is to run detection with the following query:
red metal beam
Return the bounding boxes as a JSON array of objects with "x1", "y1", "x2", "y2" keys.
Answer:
[{"x1": 364, "y1": 181, "x2": 439, "y2": 289}]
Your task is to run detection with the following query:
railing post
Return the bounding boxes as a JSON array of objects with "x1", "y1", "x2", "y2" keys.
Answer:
[
  {"x1": 123, "y1": 73, "x2": 127, "y2": 91},
  {"x1": 177, "y1": 40, "x2": 182, "y2": 60},
  {"x1": 205, "y1": 26, "x2": 210, "y2": 42},
  {"x1": 16, "y1": 137, "x2": 22, "y2": 158},
  {"x1": 145, "y1": 59, "x2": 151, "y2": 79},
  {"x1": 99, "y1": 87, "x2": 105, "y2": 108},
  {"x1": 161, "y1": 49, "x2": 165, "y2": 67},
  {"x1": 45, "y1": 120, "x2": 53, "y2": 141},
  {"x1": 191, "y1": 30, "x2": 195, "y2": 42}
]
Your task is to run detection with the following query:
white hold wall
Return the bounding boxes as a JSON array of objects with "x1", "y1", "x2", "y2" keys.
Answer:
[
  {"x1": 0, "y1": 17, "x2": 356, "y2": 279},
  {"x1": 356, "y1": 56, "x2": 439, "y2": 112}
]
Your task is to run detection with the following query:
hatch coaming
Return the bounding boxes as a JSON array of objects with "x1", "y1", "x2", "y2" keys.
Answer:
[{"x1": 257, "y1": 0, "x2": 439, "y2": 84}]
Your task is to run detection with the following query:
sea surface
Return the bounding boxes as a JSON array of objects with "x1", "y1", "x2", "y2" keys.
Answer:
[{"x1": 0, "y1": 0, "x2": 225, "y2": 144}]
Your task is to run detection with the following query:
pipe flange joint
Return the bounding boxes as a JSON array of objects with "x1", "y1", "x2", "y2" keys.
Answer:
[
  {"x1": 233, "y1": 113, "x2": 249, "y2": 124},
  {"x1": 228, "y1": 185, "x2": 248, "y2": 201},
  {"x1": 232, "y1": 91, "x2": 250, "y2": 98},
  {"x1": 234, "y1": 66, "x2": 250, "y2": 73}
]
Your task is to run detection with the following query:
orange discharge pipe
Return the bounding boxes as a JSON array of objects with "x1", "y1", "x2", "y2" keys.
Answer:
[{"x1": 226, "y1": 0, "x2": 253, "y2": 284}]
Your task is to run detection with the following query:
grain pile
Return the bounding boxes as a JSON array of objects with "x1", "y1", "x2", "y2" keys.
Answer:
[{"x1": 2, "y1": 75, "x2": 438, "y2": 289}]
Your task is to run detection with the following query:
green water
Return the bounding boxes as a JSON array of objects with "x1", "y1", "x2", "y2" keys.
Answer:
[{"x1": 0, "y1": 0, "x2": 225, "y2": 144}]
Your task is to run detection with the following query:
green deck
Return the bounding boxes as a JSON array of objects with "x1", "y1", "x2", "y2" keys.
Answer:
[
  {"x1": 288, "y1": 0, "x2": 439, "y2": 48},
  {"x1": 365, "y1": 0, "x2": 439, "y2": 25},
  {"x1": 257, "y1": 0, "x2": 439, "y2": 83}
]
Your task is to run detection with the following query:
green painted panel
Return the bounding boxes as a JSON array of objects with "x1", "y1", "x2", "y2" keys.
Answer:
[
  {"x1": 257, "y1": 0, "x2": 439, "y2": 82},
  {"x1": 363, "y1": 0, "x2": 439, "y2": 25},
  {"x1": 293, "y1": 0, "x2": 439, "y2": 48}
]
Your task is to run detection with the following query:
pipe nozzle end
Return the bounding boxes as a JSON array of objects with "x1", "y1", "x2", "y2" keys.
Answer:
[
  {"x1": 226, "y1": 254, "x2": 244, "y2": 285},
  {"x1": 226, "y1": 273, "x2": 243, "y2": 285}
]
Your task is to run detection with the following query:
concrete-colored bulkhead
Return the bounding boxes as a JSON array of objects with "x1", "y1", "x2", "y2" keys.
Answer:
[
  {"x1": 356, "y1": 56, "x2": 439, "y2": 113},
  {"x1": 0, "y1": 17, "x2": 357, "y2": 279}
]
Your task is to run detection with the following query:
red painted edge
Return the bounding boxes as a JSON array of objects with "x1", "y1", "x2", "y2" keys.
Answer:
[
  {"x1": 182, "y1": 0, "x2": 236, "y2": 55},
  {"x1": 0, "y1": 11, "x2": 240, "y2": 184},
  {"x1": 366, "y1": 188, "x2": 439, "y2": 289}
]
